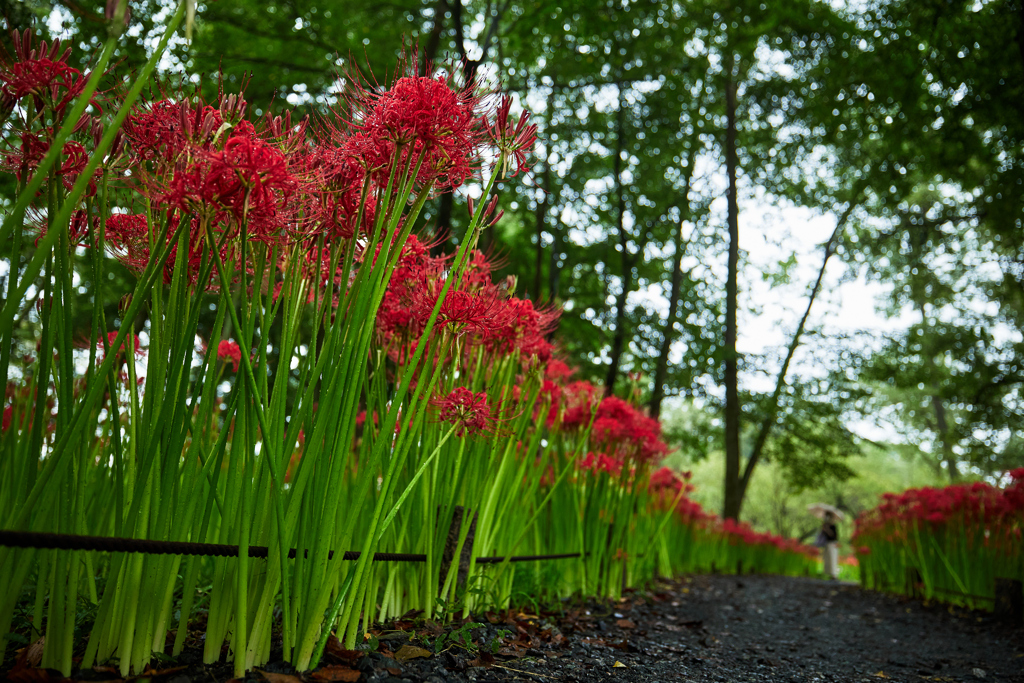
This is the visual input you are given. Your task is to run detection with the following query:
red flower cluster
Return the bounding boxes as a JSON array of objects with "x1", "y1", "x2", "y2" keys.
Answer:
[
  {"x1": 0, "y1": 31, "x2": 101, "y2": 194},
  {"x1": 852, "y1": 475, "x2": 1024, "y2": 555},
  {"x1": 4, "y1": 31, "x2": 541, "y2": 312},
  {"x1": 218, "y1": 340, "x2": 242, "y2": 372},
  {"x1": 720, "y1": 518, "x2": 817, "y2": 558},
  {"x1": 354, "y1": 72, "x2": 482, "y2": 194},
  {"x1": 375, "y1": 236, "x2": 559, "y2": 365},
  {"x1": 431, "y1": 387, "x2": 498, "y2": 437},
  {"x1": 0, "y1": 31, "x2": 90, "y2": 114}
]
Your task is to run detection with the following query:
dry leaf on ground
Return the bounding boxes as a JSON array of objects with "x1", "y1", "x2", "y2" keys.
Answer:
[{"x1": 393, "y1": 645, "x2": 432, "y2": 663}]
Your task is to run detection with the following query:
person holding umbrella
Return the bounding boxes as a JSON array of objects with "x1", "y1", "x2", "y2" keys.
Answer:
[{"x1": 808, "y1": 503, "x2": 843, "y2": 579}]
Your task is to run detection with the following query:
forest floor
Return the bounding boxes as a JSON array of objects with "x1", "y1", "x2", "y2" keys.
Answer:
[{"x1": 5, "y1": 574, "x2": 1023, "y2": 683}]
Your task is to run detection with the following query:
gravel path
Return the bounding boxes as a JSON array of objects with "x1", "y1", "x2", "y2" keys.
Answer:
[
  {"x1": 5, "y1": 574, "x2": 1022, "y2": 683},
  {"x1": 470, "y1": 573, "x2": 1024, "y2": 683}
]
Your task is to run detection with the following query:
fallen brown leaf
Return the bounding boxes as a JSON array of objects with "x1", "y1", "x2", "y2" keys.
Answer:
[
  {"x1": 393, "y1": 645, "x2": 431, "y2": 663},
  {"x1": 309, "y1": 665, "x2": 360, "y2": 682},
  {"x1": 873, "y1": 672, "x2": 889, "y2": 679},
  {"x1": 140, "y1": 666, "x2": 188, "y2": 678},
  {"x1": 467, "y1": 652, "x2": 495, "y2": 668},
  {"x1": 15, "y1": 637, "x2": 46, "y2": 670},
  {"x1": 615, "y1": 619, "x2": 635, "y2": 630},
  {"x1": 257, "y1": 670, "x2": 302, "y2": 683},
  {"x1": 323, "y1": 635, "x2": 362, "y2": 666}
]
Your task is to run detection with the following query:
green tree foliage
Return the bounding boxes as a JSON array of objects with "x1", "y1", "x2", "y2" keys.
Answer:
[{"x1": 8, "y1": 0, "x2": 1022, "y2": 526}]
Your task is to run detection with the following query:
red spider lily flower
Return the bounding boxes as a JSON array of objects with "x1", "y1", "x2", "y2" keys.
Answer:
[
  {"x1": 102, "y1": 212, "x2": 151, "y2": 268},
  {"x1": 1, "y1": 31, "x2": 76, "y2": 99},
  {"x1": 2, "y1": 405, "x2": 12, "y2": 432},
  {"x1": 560, "y1": 380, "x2": 599, "y2": 429},
  {"x1": 431, "y1": 386, "x2": 500, "y2": 437},
  {"x1": 122, "y1": 99, "x2": 190, "y2": 163},
  {"x1": 218, "y1": 340, "x2": 242, "y2": 372},
  {"x1": 461, "y1": 248, "x2": 502, "y2": 289},
  {"x1": 86, "y1": 331, "x2": 144, "y2": 360},
  {"x1": 0, "y1": 31, "x2": 98, "y2": 120},
  {"x1": 2, "y1": 54, "x2": 79, "y2": 100},
  {"x1": 158, "y1": 130, "x2": 296, "y2": 238},
  {"x1": 485, "y1": 94, "x2": 538, "y2": 178},
  {"x1": 355, "y1": 68, "x2": 483, "y2": 194},
  {"x1": 104, "y1": 213, "x2": 221, "y2": 289},
  {"x1": 412, "y1": 282, "x2": 513, "y2": 338},
  {"x1": 301, "y1": 139, "x2": 375, "y2": 242},
  {"x1": 483, "y1": 296, "x2": 559, "y2": 360},
  {"x1": 3, "y1": 134, "x2": 96, "y2": 194},
  {"x1": 649, "y1": 466, "x2": 683, "y2": 493},
  {"x1": 545, "y1": 359, "x2": 575, "y2": 383},
  {"x1": 538, "y1": 379, "x2": 562, "y2": 406}
]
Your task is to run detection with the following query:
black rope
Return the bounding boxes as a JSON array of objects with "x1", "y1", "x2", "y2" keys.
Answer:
[
  {"x1": 476, "y1": 552, "x2": 583, "y2": 564},
  {"x1": 0, "y1": 530, "x2": 581, "y2": 564}
]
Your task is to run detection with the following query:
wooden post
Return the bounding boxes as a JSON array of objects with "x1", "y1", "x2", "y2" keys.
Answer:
[
  {"x1": 995, "y1": 578, "x2": 1023, "y2": 624},
  {"x1": 439, "y1": 506, "x2": 477, "y2": 595},
  {"x1": 905, "y1": 567, "x2": 923, "y2": 600}
]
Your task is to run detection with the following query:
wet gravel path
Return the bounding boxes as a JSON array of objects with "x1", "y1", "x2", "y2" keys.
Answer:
[
  {"x1": 456, "y1": 573, "x2": 1024, "y2": 683},
  {"x1": 6, "y1": 574, "x2": 1022, "y2": 683}
]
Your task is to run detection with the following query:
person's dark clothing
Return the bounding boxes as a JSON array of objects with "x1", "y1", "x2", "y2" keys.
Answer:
[{"x1": 822, "y1": 522, "x2": 838, "y2": 543}]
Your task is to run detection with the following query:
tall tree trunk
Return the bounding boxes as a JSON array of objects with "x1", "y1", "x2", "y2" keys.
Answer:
[
  {"x1": 427, "y1": 0, "x2": 507, "y2": 256},
  {"x1": 532, "y1": 159, "x2": 549, "y2": 298},
  {"x1": 735, "y1": 197, "x2": 862, "y2": 511},
  {"x1": 604, "y1": 94, "x2": 632, "y2": 397},
  {"x1": 722, "y1": 63, "x2": 743, "y2": 521},
  {"x1": 916, "y1": 300, "x2": 959, "y2": 482},
  {"x1": 421, "y1": 0, "x2": 452, "y2": 255},
  {"x1": 532, "y1": 95, "x2": 554, "y2": 298},
  {"x1": 931, "y1": 392, "x2": 958, "y2": 482},
  {"x1": 419, "y1": 0, "x2": 449, "y2": 76},
  {"x1": 649, "y1": 145, "x2": 699, "y2": 420},
  {"x1": 548, "y1": 205, "x2": 563, "y2": 301}
]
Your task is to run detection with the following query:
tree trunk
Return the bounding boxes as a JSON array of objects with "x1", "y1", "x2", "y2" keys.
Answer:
[
  {"x1": 532, "y1": 104, "x2": 553, "y2": 298},
  {"x1": 604, "y1": 94, "x2": 632, "y2": 397},
  {"x1": 735, "y1": 197, "x2": 862, "y2": 510},
  {"x1": 722, "y1": 63, "x2": 743, "y2": 521},
  {"x1": 548, "y1": 206, "x2": 562, "y2": 301},
  {"x1": 419, "y1": 0, "x2": 449, "y2": 76},
  {"x1": 649, "y1": 144, "x2": 699, "y2": 420},
  {"x1": 931, "y1": 393, "x2": 959, "y2": 482},
  {"x1": 649, "y1": 228, "x2": 685, "y2": 420},
  {"x1": 917, "y1": 300, "x2": 959, "y2": 482},
  {"x1": 427, "y1": 0, "x2": 506, "y2": 256}
]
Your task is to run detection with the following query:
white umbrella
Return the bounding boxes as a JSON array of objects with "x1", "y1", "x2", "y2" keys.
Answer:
[{"x1": 807, "y1": 503, "x2": 845, "y2": 520}]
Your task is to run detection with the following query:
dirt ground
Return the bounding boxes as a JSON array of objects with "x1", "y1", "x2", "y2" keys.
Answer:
[{"x1": 5, "y1": 574, "x2": 1023, "y2": 683}]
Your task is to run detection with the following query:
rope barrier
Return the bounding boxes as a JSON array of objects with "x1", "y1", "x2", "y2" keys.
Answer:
[{"x1": 0, "y1": 530, "x2": 582, "y2": 564}]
